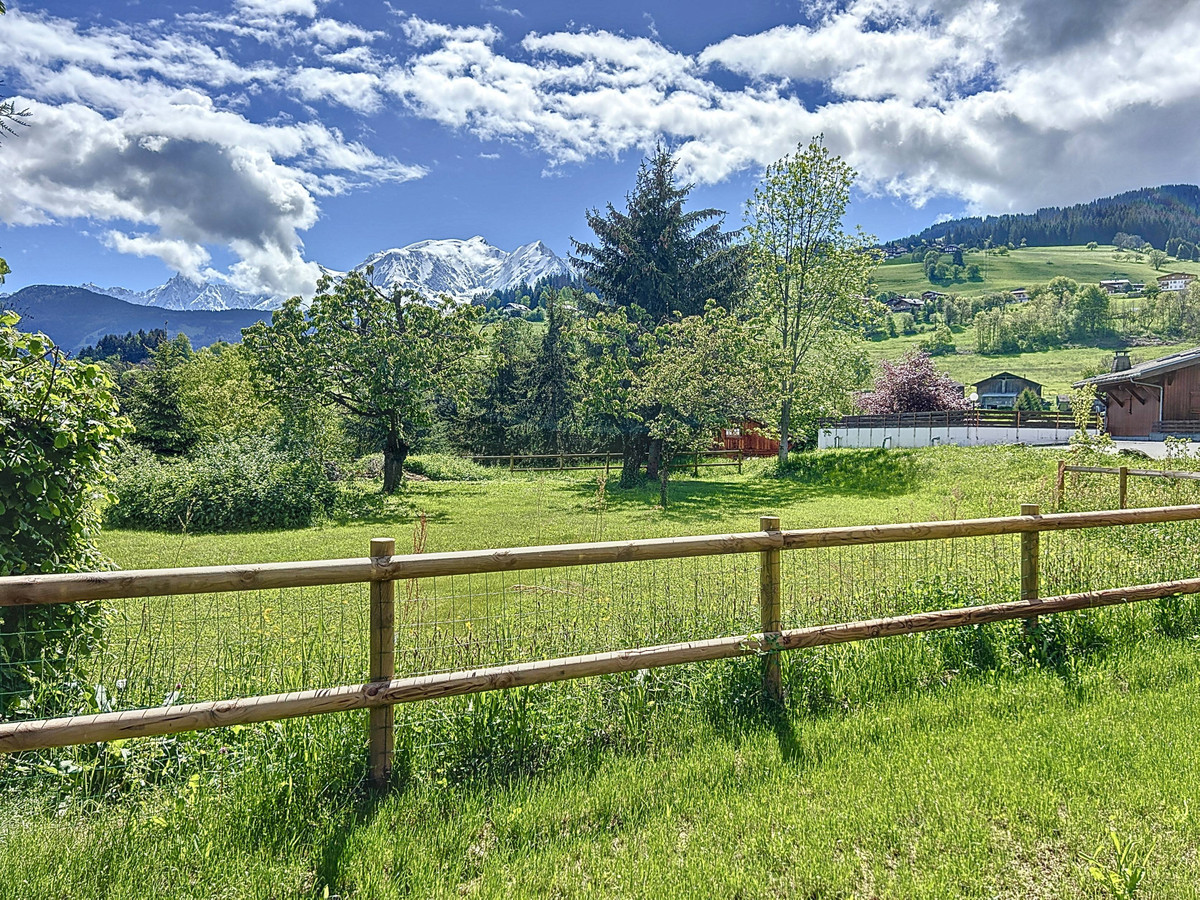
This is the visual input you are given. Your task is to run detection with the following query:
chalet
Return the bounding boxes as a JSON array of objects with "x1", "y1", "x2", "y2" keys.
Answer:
[
  {"x1": 921, "y1": 290, "x2": 947, "y2": 302},
  {"x1": 1099, "y1": 279, "x2": 1132, "y2": 294},
  {"x1": 1076, "y1": 347, "x2": 1200, "y2": 439},
  {"x1": 1157, "y1": 273, "x2": 1196, "y2": 293},
  {"x1": 884, "y1": 296, "x2": 924, "y2": 313},
  {"x1": 973, "y1": 373, "x2": 1042, "y2": 409},
  {"x1": 501, "y1": 302, "x2": 531, "y2": 316},
  {"x1": 1008, "y1": 287, "x2": 1030, "y2": 302}
]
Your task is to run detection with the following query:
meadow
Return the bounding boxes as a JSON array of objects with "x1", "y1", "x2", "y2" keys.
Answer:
[
  {"x1": 5, "y1": 447, "x2": 1200, "y2": 898},
  {"x1": 873, "y1": 244, "x2": 1200, "y2": 299},
  {"x1": 865, "y1": 327, "x2": 1192, "y2": 397}
]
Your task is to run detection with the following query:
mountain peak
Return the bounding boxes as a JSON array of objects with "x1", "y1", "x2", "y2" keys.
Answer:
[{"x1": 352, "y1": 237, "x2": 571, "y2": 298}]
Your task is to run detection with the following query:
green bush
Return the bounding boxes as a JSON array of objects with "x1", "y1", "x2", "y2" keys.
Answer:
[
  {"x1": 404, "y1": 453, "x2": 492, "y2": 481},
  {"x1": 1, "y1": 313, "x2": 131, "y2": 720},
  {"x1": 106, "y1": 439, "x2": 336, "y2": 533}
]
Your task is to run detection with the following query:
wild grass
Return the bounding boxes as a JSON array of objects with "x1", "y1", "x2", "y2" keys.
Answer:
[{"x1": 5, "y1": 445, "x2": 1200, "y2": 897}]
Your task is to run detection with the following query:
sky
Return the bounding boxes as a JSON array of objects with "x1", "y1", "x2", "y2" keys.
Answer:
[{"x1": 3, "y1": 0, "x2": 1200, "y2": 297}]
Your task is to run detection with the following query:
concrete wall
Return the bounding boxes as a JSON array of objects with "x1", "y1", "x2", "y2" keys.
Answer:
[{"x1": 817, "y1": 423, "x2": 1091, "y2": 450}]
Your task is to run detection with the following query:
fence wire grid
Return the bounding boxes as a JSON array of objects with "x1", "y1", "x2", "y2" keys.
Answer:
[{"x1": 3, "y1": 512, "x2": 1200, "y2": 796}]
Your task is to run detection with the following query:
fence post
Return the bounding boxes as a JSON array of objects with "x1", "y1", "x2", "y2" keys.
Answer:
[
  {"x1": 1119, "y1": 466, "x2": 1129, "y2": 509},
  {"x1": 605, "y1": 454, "x2": 611, "y2": 477},
  {"x1": 737, "y1": 449, "x2": 743, "y2": 474},
  {"x1": 509, "y1": 453, "x2": 514, "y2": 473},
  {"x1": 369, "y1": 537, "x2": 396, "y2": 790},
  {"x1": 1020, "y1": 504, "x2": 1040, "y2": 627},
  {"x1": 1055, "y1": 459, "x2": 1066, "y2": 509},
  {"x1": 559, "y1": 452, "x2": 564, "y2": 471},
  {"x1": 759, "y1": 515, "x2": 783, "y2": 704},
  {"x1": 694, "y1": 453, "x2": 700, "y2": 477}
]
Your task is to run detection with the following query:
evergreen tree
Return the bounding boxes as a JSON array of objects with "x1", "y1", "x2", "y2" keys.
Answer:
[
  {"x1": 122, "y1": 334, "x2": 200, "y2": 456},
  {"x1": 571, "y1": 146, "x2": 745, "y2": 485},
  {"x1": 526, "y1": 291, "x2": 579, "y2": 452}
]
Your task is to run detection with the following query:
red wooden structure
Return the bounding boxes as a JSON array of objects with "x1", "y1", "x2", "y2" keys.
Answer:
[{"x1": 715, "y1": 419, "x2": 779, "y2": 456}]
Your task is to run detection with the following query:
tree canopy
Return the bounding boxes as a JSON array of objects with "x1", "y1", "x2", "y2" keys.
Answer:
[
  {"x1": 570, "y1": 146, "x2": 746, "y2": 485},
  {"x1": 242, "y1": 272, "x2": 482, "y2": 492},
  {"x1": 1, "y1": 312, "x2": 131, "y2": 717},
  {"x1": 857, "y1": 350, "x2": 970, "y2": 414},
  {"x1": 571, "y1": 146, "x2": 744, "y2": 323},
  {"x1": 745, "y1": 136, "x2": 878, "y2": 461}
]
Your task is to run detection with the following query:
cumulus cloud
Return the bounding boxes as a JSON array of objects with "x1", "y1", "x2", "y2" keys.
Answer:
[
  {"x1": 0, "y1": 8, "x2": 423, "y2": 295},
  {"x1": 382, "y1": 3, "x2": 1200, "y2": 215},
  {"x1": 5, "y1": 0, "x2": 1200, "y2": 291},
  {"x1": 102, "y1": 231, "x2": 213, "y2": 278},
  {"x1": 235, "y1": 0, "x2": 319, "y2": 18}
]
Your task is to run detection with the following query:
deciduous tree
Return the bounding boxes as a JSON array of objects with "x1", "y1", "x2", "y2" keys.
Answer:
[
  {"x1": 243, "y1": 271, "x2": 482, "y2": 493},
  {"x1": 857, "y1": 350, "x2": 970, "y2": 414},
  {"x1": 1, "y1": 312, "x2": 131, "y2": 717},
  {"x1": 745, "y1": 136, "x2": 879, "y2": 463}
]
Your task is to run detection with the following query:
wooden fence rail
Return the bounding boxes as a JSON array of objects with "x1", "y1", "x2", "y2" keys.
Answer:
[
  {"x1": 469, "y1": 450, "x2": 744, "y2": 474},
  {"x1": 4, "y1": 503, "x2": 1200, "y2": 787},
  {"x1": 1056, "y1": 460, "x2": 1200, "y2": 509}
]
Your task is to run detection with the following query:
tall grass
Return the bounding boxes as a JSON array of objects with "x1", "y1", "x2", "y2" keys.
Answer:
[{"x1": 5, "y1": 445, "x2": 1200, "y2": 897}]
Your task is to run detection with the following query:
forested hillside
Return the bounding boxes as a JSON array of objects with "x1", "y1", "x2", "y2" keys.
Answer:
[{"x1": 890, "y1": 184, "x2": 1200, "y2": 253}]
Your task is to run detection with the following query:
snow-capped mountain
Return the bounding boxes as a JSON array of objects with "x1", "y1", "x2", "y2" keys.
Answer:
[
  {"x1": 354, "y1": 237, "x2": 572, "y2": 298},
  {"x1": 75, "y1": 237, "x2": 573, "y2": 311},
  {"x1": 83, "y1": 275, "x2": 274, "y2": 312}
]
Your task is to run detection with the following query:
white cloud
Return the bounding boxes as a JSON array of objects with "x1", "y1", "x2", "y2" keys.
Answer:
[
  {"x1": 399, "y1": 17, "x2": 501, "y2": 47},
  {"x1": 235, "y1": 0, "x2": 319, "y2": 18},
  {"x1": 383, "y1": 4, "x2": 1200, "y2": 216},
  {"x1": 307, "y1": 18, "x2": 382, "y2": 48},
  {"x1": 288, "y1": 67, "x2": 384, "y2": 113},
  {"x1": 102, "y1": 231, "x2": 213, "y2": 278},
  {"x1": 0, "y1": 7, "x2": 423, "y2": 295}
]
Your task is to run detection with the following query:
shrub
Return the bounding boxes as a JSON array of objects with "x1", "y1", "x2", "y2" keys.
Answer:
[
  {"x1": 106, "y1": 439, "x2": 336, "y2": 533},
  {"x1": 1, "y1": 313, "x2": 131, "y2": 719},
  {"x1": 404, "y1": 453, "x2": 492, "y2": 482}
]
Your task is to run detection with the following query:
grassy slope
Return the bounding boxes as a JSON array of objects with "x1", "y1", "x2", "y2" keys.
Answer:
[
  {"x1": 873, "y1": 244, "x2": 1200, "y2": 299},
  {"x1": 865, "y1": 328, "x2": 1193, "y2": 396},
  {"x1": 7, "y1": 449, "x2": 1200, "y2": 898}
]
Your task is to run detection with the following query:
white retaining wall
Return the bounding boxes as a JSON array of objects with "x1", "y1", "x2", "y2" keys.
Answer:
[{"x1": 817, "y1": 424, "x2": 1093, "y2": 450}]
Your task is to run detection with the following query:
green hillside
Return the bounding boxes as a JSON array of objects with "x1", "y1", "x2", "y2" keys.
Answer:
[
  {"x1": 866, "y1": 327, "x2": 1192, "y2": 397},
  {"x1": 872, "y1": 244, "x2": 1200, "y2": 299}
]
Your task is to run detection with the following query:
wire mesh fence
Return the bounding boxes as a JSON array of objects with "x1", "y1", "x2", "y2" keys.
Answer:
[{"x1": 4, "y1": 507, "x2": 1200, "y2": 799}]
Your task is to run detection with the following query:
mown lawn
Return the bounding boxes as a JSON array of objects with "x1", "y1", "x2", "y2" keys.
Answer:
[{"x1": 5, "y1": 446, "x2": 1200, "y2": 898}]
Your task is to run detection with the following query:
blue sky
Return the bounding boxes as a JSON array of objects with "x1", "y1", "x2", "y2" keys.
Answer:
[{"x1": 3, "y1": 0, "x2": 1200, "y2": 296}]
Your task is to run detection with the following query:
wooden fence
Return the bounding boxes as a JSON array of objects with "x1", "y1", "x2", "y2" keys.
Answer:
[
  {"x1": 1055, "y1": 460, "x2": 1200, "y2": 509},
  {"x1": 820, "y1": 409, "x2": 1100, "y2": 430},
  {"x1": 469, "y1": 449, "x2": 744, "y2": 474},
  {"x1": 4, "y1": 504, "x2": 1200, "y2": 788}
]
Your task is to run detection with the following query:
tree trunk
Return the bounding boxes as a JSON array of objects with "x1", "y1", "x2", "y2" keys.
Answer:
[
  {"x1": 646, "y1": 438, "x2": 663, "y2": 481},
  {"x1": 658, "y1": 464, "x2": 669, "y2": 509},
  {"x1": 778, "y1": 397, "x2": 792, "y2": 466},
  {"x1": 382, "y1": 431, "x2": 409, "y2": 494},
  {"x1": 620, "y1": 432, "x2": 647, "y2": 488}
]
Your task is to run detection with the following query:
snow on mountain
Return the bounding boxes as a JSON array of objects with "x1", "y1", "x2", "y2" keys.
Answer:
[
  {"x1": 83, "y1": 275, "x2": 274, "y2": 312},
  {"x1": 74, "y1": 237, "x2": 573, "y2": 312},
  {"x1": 354, "y1": 236, "x2": 572, "y2": 298}
]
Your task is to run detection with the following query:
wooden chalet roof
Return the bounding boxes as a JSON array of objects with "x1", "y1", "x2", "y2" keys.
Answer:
[
  {"x1": 972, "y1": 372, "x2": 1042, "y2": 389},
  {"x1": 1075, "y1": 345, "x2": 1200, "y2": 388}
]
